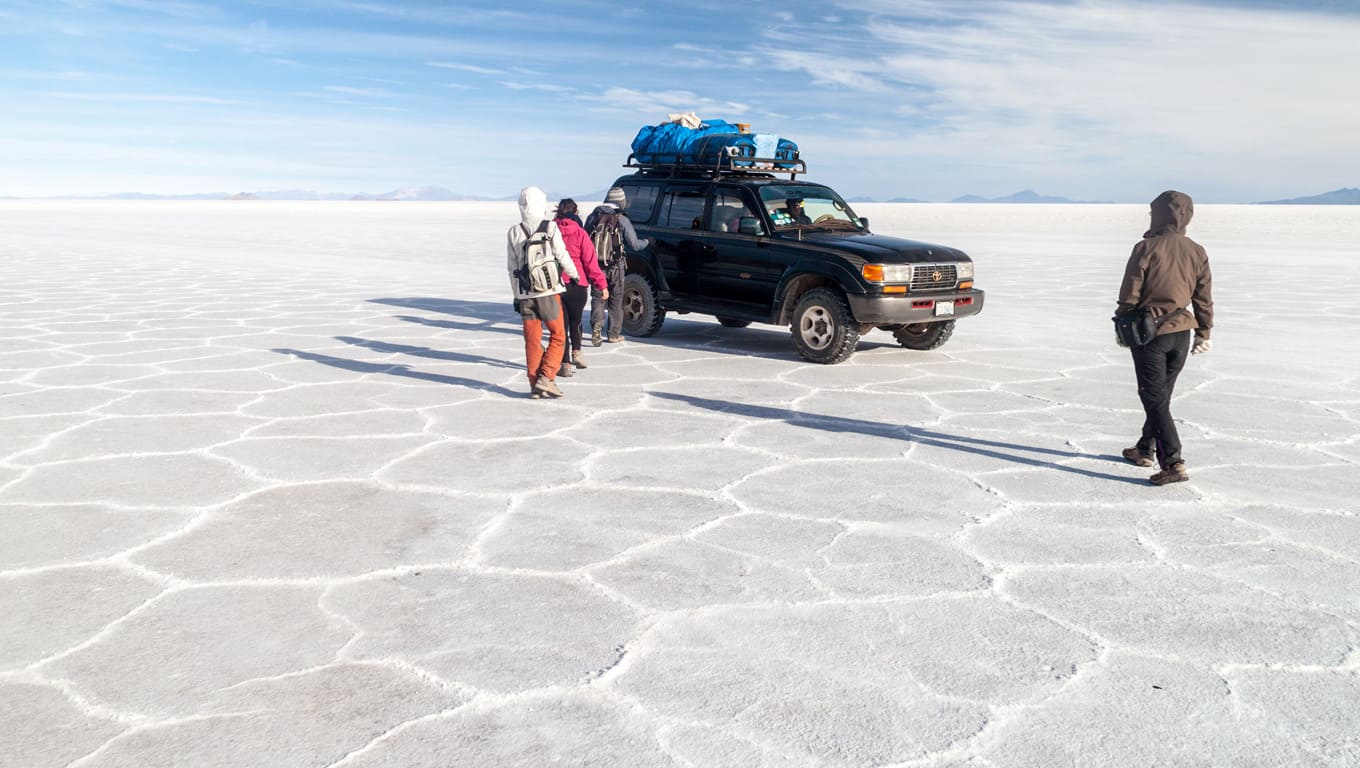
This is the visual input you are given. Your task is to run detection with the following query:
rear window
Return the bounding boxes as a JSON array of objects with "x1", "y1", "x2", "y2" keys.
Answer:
[{"x1": 656, "y1": 186, "x2": 706, "y2": 230}]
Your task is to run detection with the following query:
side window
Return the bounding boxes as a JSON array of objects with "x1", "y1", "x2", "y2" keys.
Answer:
[
  {"x1": 618, "y1": 184, "x2": 658, "y2": 224},
  {"x1": 706, "y1": 188, "x2": 759, "y2": 234},
  {"x1": 657, "y1": 186, "x2": 706, "y2": 230}
]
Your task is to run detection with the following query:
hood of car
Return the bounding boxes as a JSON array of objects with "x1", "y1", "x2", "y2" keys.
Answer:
[{"x1": 792, "y1": 231, "x2": 970, "y2": 263}]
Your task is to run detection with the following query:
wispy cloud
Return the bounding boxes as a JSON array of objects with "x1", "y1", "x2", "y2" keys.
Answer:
[
  {"x1": 427, "y1": 61, "x2": 507, "y2": 76},
  {"x1": 588, "y1": 88, "x2": 751, "y2": 119},
  {"x1": 321, "y1": 85, "x2": 395, "y2": 98}
]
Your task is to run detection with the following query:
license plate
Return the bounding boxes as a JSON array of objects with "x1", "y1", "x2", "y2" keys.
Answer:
[{"x1": 935, "y1": 301, "x2": 955, "y2": 316}]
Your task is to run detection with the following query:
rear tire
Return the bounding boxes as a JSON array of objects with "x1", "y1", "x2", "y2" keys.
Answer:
[
  {"x1": 893, "y1": 320, "x2": 955, "y2": 350},
  {"x1": 790, "y1": 287, "x2": 859, "y2": 364},
  {"x1": 716, "y1": 316, "x2": 751, "y2": 328},
  {"x1": 621, "y1": 273, "x2": 665, "y2": 337}
]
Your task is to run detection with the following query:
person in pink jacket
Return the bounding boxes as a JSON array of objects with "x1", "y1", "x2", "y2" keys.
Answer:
[{"x1": 553, "y1": 199, "x2": 609, "y2": 373}]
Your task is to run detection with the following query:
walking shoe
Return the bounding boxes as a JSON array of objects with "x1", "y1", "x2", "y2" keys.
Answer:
[
  {"x1": 558, "y1": 362, "x2": 574, "y2": 377},
  {"x1": 572, "y1": 352, "x2": 587, "y2": 369},
  {"x1": 606, "y1": 335, "x2": 624, "y2": 343},
  {"x1": 1149, "y1": 462, "x2": 1188, "y2": 486},
  {"x1": 533, "y1": 378, "x2": 563, "y2": 398},
  {"x1": 591, "y1": 327, "x2": 602, "y2": 347},
  {"x1": 1122, "y1": 446, "x2": 1154, "y2": 467}
]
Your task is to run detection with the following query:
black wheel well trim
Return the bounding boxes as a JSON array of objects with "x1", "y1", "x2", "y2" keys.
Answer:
[{"x1": 775, "y1": 265, "x2": 861, "y2": 324}]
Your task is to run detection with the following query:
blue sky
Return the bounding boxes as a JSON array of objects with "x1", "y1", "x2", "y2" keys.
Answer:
[{"x1": 3, "y1": 0, "x2": 1356, "y2": 202}]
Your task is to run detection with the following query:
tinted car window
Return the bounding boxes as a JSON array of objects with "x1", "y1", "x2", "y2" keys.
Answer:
[
  {"x1": 657, "y1": 186, "x2": 706, "y2": 230},
  {"x1": 618, "y1": 184, "x2": 659, "y2": 223},
  {"x1": 706, "y1": 188, "x2": 759, "y2": 233}
]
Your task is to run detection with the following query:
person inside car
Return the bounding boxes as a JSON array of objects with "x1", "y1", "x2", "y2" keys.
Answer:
[{"x1": 784, "y1": 198, "x2": 812, "y2": 225}]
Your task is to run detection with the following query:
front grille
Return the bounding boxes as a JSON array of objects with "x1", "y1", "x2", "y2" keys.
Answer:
[{"x1": 910, "y1": 263, "x2": 957, "y2": 291}]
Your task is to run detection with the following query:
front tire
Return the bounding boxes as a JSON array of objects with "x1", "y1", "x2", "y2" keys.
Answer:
[
  {"x1": 621, "y1": 273, "x2": 665, "y2": 337},
  {"x1": 893, "y1": 320, "x2": 955, "y2": 350},
  {"x1": 790, "y1": 287, "x2": 859, "y2": 364}
]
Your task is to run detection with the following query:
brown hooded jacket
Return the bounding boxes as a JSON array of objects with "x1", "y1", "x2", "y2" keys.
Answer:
[{"x1": 1117, "y1": 190, "x2": 1214, "y2": 340}]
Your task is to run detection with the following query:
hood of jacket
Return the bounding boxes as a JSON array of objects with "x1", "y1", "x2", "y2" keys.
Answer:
[
  {"x1": 1145, "y1": 190, "x2": 1193, "y2": 237},
  {"x1": 518, "y1": 186, "x2": 549, "y2": 230}
]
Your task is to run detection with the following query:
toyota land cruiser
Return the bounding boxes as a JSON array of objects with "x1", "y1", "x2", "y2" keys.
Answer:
[{"x1": 607, "y1": 155, "x2": 984, "y2": 364}]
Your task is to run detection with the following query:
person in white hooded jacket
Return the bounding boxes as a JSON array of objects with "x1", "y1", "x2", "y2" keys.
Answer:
[{"x1": 507, "y1": 186, "x2": 579, "y2": 398}]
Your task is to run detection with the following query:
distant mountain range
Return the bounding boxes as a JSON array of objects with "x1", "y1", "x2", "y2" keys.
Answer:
[
  {"x1": 44, "y1": 186, "x2": 514, "y2": 202},
  {"x1": 1256, "y1": 187, "x2": 1360, "y2": 205},
  {"x1": 948, "y1": 189, "x2": 1114, "y2": 204},
  {"x1": 13, "y1": 186, "x2": 1358, "y2": 204}
]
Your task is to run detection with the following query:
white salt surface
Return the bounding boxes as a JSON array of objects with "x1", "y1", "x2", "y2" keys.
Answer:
[{"x1": 2, "y1": 200, "x2": 1358, "y2": 767}]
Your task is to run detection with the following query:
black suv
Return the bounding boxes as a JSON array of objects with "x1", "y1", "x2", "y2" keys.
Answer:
[{"x1": 608, "y1": 157, "x2": 984, "y2": 364}]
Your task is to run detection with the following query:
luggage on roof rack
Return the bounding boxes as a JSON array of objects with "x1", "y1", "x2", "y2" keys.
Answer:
[{"x1": 628, "y1": 118, "x2": 803, "y2": 178}]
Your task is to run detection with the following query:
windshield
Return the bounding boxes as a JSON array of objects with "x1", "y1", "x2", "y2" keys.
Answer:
[{"x1": 758, "y1": 184, "x2": 862, "y2": 231}]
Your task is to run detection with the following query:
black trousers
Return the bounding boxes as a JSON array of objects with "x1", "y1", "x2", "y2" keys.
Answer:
[
  {"x1": 1130, "y1": 330, "x2": 1191, "y2": 468},
  {"x1": 561, "y1": 283, "x2": 589, "y2": 353}
]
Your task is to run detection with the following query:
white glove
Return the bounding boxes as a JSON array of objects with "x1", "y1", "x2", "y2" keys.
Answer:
[{"x1": 1192, "y1": 338, "x2": 1211, "y2": 355}]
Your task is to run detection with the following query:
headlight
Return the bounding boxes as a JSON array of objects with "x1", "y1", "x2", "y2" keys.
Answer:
[
  {"x1": 862, "y1": 263, "x2": 914, "y2": 283},
  {"x1": 956, "y1": 261, "x2": 974, "y2": 279}
]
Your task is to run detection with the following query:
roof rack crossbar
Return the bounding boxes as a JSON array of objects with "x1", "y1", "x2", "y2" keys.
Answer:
[{"x1": 624, "y1": 152, "x2": 805, "y2": 180}]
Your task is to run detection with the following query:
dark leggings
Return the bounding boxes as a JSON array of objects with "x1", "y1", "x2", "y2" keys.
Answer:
[{"x1": 561, "y1": 283, "x2": 589, "y2": 352}]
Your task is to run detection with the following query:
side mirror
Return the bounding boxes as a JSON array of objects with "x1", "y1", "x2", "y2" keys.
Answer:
[
  {"x1": 738, "y1": 216, "x2": 764, "y2": 236},
  {"x1": 858, "y1": 217, "x2": 869, "y2": 229}
]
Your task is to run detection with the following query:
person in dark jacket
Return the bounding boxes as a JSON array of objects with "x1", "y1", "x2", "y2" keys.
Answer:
[
  {"x1": 585, "y1": 187, "x2": 651, "y2": 344},
  {"x1": 1116, "y1": 189, "x2": 1214, "y2": 485}
]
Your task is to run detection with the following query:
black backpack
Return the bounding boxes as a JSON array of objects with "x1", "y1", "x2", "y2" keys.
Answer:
[{"x1": 590, "y1": 211, "x2": 627, "y2": 268}]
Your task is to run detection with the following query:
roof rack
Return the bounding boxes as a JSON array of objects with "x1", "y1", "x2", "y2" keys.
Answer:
[{"x1": 624, "y1": 147, "x2": 806, "y2": 180}]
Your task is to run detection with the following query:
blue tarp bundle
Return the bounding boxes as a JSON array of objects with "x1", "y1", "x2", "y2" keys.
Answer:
[{"x1": 630, "y1": 119, "x2": 799, "y2": 168}]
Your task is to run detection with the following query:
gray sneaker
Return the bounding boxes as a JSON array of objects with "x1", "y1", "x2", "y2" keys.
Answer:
[{"x1": 533, "y1": 378, "x2": 564, "y2": 398}]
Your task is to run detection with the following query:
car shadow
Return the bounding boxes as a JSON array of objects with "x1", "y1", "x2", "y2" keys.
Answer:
[
  {"x1": 648, "y1": 391, "x2": 1143, "y2": 484},
  {"x1": 273, "y1": 348, "x2": 522, "y2": 397}
]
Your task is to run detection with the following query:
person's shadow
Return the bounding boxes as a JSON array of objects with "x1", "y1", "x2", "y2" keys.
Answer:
[
  {"x1": 273, "y1": 348, "x2": 521, "y2": 397},
  {"x1": 333, "y1": 336, "x2": 520, "y2": 369},
  {"x1": 369, "y1": 297, "x2": 522, "y2": 336},
  {"x1": 648, "y1": 391, "x2": 1143, "y2": 484}
]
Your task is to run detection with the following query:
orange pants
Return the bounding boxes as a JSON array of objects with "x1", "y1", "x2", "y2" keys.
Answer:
[{"x1": 521, "y1": 301, "x2": 566, "y2": 388}]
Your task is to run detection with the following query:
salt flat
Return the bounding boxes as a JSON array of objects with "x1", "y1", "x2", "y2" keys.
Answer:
[{"x1": 2, "y1": 200, "x2": 1358, "y2": 767}]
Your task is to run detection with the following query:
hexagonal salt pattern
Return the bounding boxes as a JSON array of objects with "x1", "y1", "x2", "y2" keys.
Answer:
[{"x1": 4, "y1": 201, "x2": 1359, "y2": 767}]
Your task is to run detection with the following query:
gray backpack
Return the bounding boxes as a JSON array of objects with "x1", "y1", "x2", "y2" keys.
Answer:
[{"x1": 515, "y1": 221, "x2": 562, "y2": 293}]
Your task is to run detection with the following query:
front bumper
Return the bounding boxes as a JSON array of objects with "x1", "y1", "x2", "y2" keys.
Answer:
[{"x1": 846, "y1": 288, "x2": 986, "y2": 325}]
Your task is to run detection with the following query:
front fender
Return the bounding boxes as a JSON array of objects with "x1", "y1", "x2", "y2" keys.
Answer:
[{"x1": 773, "y1": 260, "x2": 865, "y2": 324}]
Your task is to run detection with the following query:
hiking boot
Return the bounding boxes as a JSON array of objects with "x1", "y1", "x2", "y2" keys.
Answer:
[
  {"x1": 1122, "y1": 446, "x2": 1154, "y2": 467},
  {"x1": 558, "y1": 362, "x2": 574, "y2": 377},
  {"x1": 571, "y1": 352, "x2": 587, "y2": 369},
  {"x1": 1149, "y1": 462, "x2": 1188, "y2": 486},
  {"x1": 606, "y1": 335, "x2": 624, "y2": 343},
  {"x1": 533, "y1": 378, "x2": 563, "y2": 398},
  {"x1": 591, "y1": 327, "x2": 603, "y2": 347}
]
